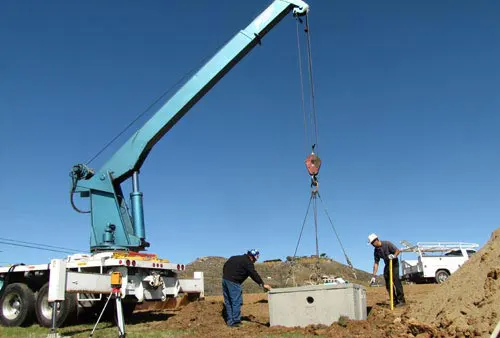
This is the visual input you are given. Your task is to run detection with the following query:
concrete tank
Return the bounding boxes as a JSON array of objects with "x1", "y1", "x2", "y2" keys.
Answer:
[{"x1": 268, "y1": 283, "x2": 367, "y2": 327}]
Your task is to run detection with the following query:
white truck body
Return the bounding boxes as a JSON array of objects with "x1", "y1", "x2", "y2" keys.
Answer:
[
  {"x1": 0, "y1": 251, "x2": 204, "y2": 328},
  {"x1": 399, "y1": 242, "x2": 479, "y2": 284}
]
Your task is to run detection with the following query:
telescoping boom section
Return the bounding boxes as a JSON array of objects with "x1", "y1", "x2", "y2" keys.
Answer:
[{"x1": 70, "y1": 0, "x2": 310, "y2": 253}]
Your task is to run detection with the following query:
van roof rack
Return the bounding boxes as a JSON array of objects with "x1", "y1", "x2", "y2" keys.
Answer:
[{"x1": 399, "y1": 241, "x2": 479, "y2": 253}]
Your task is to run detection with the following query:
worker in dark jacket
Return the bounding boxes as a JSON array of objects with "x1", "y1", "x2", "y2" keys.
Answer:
[
  {"x1": 368, "y1": 233, "x2": 406, "y2": 307},
  {"x1": 222, "y1": 249, "x2": 271, "y2": 327}
]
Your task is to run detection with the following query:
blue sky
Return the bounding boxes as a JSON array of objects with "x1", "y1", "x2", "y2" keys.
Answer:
[{"x1": 0, "y1": 0, "x2": 498, "y2": 275}]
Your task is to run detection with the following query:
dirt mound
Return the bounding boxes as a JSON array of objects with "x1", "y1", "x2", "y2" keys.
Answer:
[
  {"x1": 148, "y1": 298, "x2": 278, "y2": 338},
  {"x1": 406, "y1": 227, "x2": 500, "y2": 337},
  {"x1": 165, "y1": 300, "x2": 226, "y2": 330}
]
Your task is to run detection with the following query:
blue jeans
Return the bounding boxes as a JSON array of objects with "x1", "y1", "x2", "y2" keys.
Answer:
[{"x1": 222, "y1": 279, "x2": 242, "y2": 326}]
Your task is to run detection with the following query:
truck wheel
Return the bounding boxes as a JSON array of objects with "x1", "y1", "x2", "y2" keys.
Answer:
[
  {"x1": 122, "y1": 302, "x2": 136, "y2": 317},
  {"x1": 90, "y1": 298, "x2": 136, "y2": 323},
  {"x1": 435, "y1": 270, "x2": 450, "y2": 284},
  {"x1": 35, "y1": 283, "x2": 77, "y2": 328},
  {"x1": 112, "y1": 301, "x2": 136, "y2": 324},
  {"x1": 0, "y1": 283, "x2": 36, "y2": 327}
]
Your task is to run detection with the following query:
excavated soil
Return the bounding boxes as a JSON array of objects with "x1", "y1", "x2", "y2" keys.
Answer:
[
  {"x1": 405, "y1": 227, "x2": 500, "y2": 338},
  {"x1": 135, "y1": 284, "x2": 441, "y2": 338}
]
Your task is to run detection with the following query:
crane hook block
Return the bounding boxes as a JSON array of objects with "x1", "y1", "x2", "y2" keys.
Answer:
[{"x1": 305, "y1": 153, "x2": 321, "y2": 176}]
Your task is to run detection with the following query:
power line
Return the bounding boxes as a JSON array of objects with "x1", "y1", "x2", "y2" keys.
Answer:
[
  {"x1": 0, "y1": 237, "x2": 85, "y2": 254},
  {"x1": 0, "y1": 241, "x2": 77, "y2": 254}
]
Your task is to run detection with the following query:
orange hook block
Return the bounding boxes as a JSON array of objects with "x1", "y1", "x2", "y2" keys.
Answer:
[{"x1": 305, "y1": 153, "x2": 321, "y2": 176}]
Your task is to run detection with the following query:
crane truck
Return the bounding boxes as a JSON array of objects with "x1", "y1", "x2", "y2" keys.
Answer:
[{"x1": 0, "y1": 0, "x2": 311, "y2": 330}]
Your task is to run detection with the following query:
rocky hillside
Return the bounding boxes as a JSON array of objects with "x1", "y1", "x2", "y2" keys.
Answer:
[{"x1": 180, "y1": 256, "x2": 375, "y2": 296}]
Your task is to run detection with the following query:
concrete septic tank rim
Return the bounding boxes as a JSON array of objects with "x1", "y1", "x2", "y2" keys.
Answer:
[
  {"x1": 268, "y1": 283, "x2": 366, "y2": 295},
  {"x1": 268, "y1": 283, "x2": 367, "y2": 327}
]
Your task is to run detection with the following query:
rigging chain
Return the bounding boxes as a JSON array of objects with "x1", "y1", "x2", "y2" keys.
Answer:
[
  {"x1": 317, "y1": 192, "x2": 358, "y2": 279},
  {"x1": 291, "y1": 190, "x2": 358, "y2": 280}
]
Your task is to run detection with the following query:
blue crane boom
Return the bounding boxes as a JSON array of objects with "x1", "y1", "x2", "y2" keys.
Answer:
[{"x1": 71, "y1": 0, "x2": 310, "y2": 252}]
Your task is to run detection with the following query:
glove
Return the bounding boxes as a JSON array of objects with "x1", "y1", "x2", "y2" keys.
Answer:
[
  {"x1": 370, "y1": 277, "x2": 376, "y2": 285},
  {"x1": 388, "y1": 254, "x2": 395, "y2": 260}
]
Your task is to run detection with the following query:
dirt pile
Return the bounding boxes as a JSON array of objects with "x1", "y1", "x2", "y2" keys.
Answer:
[
  {"x1": 148, "y1": 297, "x2": 277, "y2": 338},
  {"x1": 164, "y1": 300, "x2": 226, "y2": 330},
  {"x1": 406, "y1": 227, "x2": 500, "y2": 337}
]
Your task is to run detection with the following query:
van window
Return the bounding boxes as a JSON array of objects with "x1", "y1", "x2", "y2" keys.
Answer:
[{"x1": 444, "y1": 250, "x2": 463, "y2": 257}]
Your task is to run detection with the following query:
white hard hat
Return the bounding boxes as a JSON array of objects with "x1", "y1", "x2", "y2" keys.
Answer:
[{"x1": 368, "y1": 233, "x2": 378, "y2": 244}]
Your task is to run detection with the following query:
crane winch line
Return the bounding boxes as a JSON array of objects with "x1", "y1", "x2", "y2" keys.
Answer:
[
  {"x1": 84, "y1": 39, "x2": 230, "y2": 167},
  {"x1": 291, "y1": 14, "x2": 357, "y2": 284}
]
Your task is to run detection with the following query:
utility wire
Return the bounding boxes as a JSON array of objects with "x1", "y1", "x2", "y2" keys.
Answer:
[
  {"x1": 0, "y1": 241, "x2": 78, "y2": 254},
  {"x1": 0, "y1": 237, "x2": 85, "y2": 253}
]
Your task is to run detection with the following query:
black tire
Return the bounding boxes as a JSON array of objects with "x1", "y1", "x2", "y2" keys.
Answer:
[
  {"x1": 122, "y1": 302, "x2": 136, "y2": 317},
  {"x1": 91, "y1": 297, "x2": 136, "y2": 323},
  {"x1": 35, "y1": 283, "x2": 78, "y2": 328},
  {"x1": 435, "y1": 270, "x2": 450, "y2": 284},
  {"x1": 0, "y1": 283, "x2": 36, "y2": 327},
  {"x1": 187, "y1": 293, "x2": 201, "y2": 302},
  {"x1": 112, "y1": 301, "x2": 136, "y2": 324}
]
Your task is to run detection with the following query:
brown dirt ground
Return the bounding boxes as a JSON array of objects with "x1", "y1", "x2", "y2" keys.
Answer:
[
  {"x1": 135, "y1": 284, "x2": 440, "y2": 338},
  {"x1": 132, "y1": 227, "x2": 500, "y2": 337}
]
